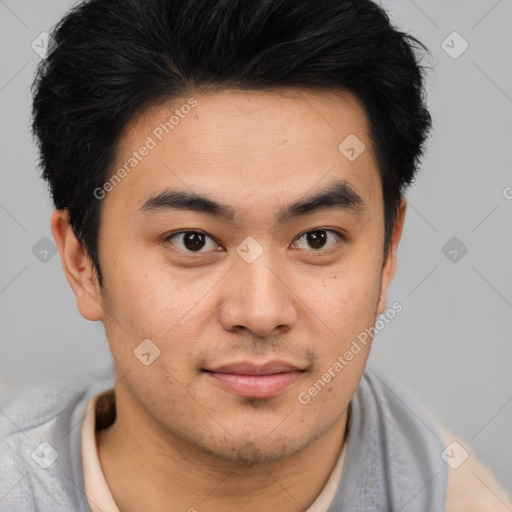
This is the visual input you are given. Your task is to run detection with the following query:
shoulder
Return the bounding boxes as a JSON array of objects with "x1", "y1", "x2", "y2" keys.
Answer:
[
  {"x1": 0, "y1": 370, "x2": 114, "y2": 511},
  {"x1": 359, "y1": 369, "x2": 512, "y2": 511},
  {"x1": 435, "y1": 422, "x2": 512, "y2": 511},
  {"x1": 357, "y1": 368, "x2": 446, "y2": 458},
  {"x1": 0, "y1": 369, "x2": 114, "y2": 442},
  {"x1": 346, "y1": 369, "x2": 448, "y2": 510}
]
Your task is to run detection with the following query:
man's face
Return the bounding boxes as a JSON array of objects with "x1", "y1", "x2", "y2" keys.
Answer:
[{"x1": 88, "y1": 88, "x2": 398, "y2": 464}]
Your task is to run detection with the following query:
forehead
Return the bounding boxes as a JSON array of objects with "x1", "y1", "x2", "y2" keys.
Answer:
[{"x1": 106, "y1": 87, "x2": 382, "y2": 217}]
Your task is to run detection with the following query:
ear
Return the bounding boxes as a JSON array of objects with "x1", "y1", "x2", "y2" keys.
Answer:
[
  {"x1": 51, "y1": 210, "x2": 104, "y2": 321},
  {"x1": 376, "y1": 197, "x2": 406, "y2": 316}
]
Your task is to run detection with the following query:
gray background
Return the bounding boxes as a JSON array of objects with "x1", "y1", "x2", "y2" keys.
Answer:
[{"x1": 1, "y1": 0, "x2": 511, "y2": 495}]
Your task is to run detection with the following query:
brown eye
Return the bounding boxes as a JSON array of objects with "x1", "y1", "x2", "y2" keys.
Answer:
[
  {"x1": 166, "y1": 231, "x2": 221, "y2": 253},
  {"x1": 292, "y1": 229, "x2": 341, "y2": 251}
]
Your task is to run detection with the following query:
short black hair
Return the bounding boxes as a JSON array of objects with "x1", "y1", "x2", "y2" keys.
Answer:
[{"x1": 32, "y1": 0, "x2": 432, "y2": 285}]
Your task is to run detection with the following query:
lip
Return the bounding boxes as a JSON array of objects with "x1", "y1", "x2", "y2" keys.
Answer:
[
  {"x1": 208, "y1": 360, "x2": 303, "y2": 375},
  {"x1": 203, "y1": 360, "x2": 305, "y2": 399}
]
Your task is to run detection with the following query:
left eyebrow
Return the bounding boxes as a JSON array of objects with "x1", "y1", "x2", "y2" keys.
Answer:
[
  {"x1": 139, "y1": 179, "x2": 365, "y2": 223},
  {"x1": 276, "y1": 180, "x2": 365, "y2": 223}
]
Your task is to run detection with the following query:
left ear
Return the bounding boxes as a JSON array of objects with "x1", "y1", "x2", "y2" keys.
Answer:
[{"x1": 376, "y1": 197, "x2": 407, "y2": 315}]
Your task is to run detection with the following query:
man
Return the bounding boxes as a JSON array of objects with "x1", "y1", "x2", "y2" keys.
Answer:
[{"x1": 1, "y1": 0, "x2": 510, "y2": 510}]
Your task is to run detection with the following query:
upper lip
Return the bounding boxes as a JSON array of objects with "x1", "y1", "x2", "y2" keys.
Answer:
[{"x1": 205, "y1": 360, "x2": 304, "y2": 375}]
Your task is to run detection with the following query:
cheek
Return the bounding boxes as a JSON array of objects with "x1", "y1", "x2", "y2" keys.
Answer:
[
  {"x1": 301, "y1": 251, "x2": 383, "y2": 368},
  {"x1": 100, "y1": 242, "x2": 174, "y2": 315},
  {"x1": 99, "y1": 252, "x2": 219, "y2": 365},
  {"x1": 309, "y1": 255, "x2": 382, "y2": 323},
  {"x1": 294, "y1": 325, "x2": 370, "y2": 425}
]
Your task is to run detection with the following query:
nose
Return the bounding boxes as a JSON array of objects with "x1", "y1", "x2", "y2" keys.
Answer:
[{"x1": 219, "y1": 249, "x2": 298, "y2": 338}]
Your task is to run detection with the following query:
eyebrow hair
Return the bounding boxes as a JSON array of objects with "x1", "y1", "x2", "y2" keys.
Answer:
[{"x1": 140, "y1": 180, "x2": 365, "y2": 223}]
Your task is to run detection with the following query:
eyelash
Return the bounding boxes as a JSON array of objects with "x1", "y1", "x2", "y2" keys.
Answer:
[{"x1": 163, "y1": 228, "x2": 345, "y2": 255}]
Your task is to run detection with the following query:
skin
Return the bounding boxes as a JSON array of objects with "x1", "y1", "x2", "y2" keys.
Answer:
[{"x1": 51, "y1": 87, "x2": 406, "y2": 512}]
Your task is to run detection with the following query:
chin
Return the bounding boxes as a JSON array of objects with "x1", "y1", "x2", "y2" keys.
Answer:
[{"x1": 190, "y1": 426, "x2": 318, "y2": 467}]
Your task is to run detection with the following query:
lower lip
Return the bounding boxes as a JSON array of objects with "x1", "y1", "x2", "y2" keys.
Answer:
[{"x1": 205, "y1": 371, "x2": 303, "y2": 399}]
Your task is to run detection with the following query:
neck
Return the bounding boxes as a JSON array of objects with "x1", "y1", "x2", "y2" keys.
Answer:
[{"x1": 96, "y1": 386, "x2": 348, "y2": 512}]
